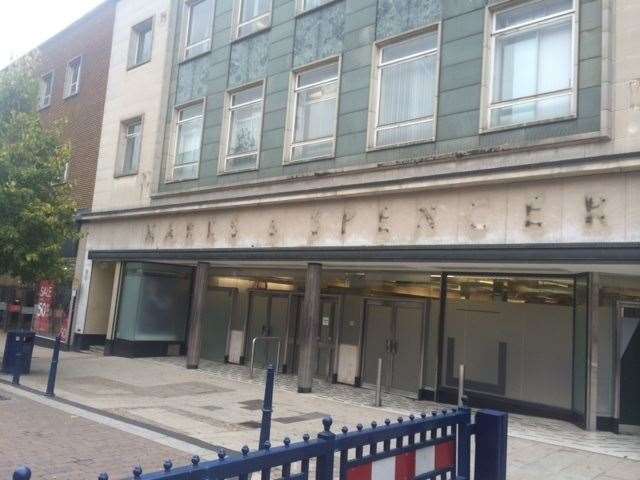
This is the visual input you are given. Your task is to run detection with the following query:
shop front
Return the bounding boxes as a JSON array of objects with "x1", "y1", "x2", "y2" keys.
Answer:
[{"x1": 81, "y1": 256, "x2": 640, "y2": 431}]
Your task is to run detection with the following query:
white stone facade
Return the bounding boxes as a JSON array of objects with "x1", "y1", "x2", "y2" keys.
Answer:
[{"x1": 90, "y1": 0, "x2": 175, "y2": 212}]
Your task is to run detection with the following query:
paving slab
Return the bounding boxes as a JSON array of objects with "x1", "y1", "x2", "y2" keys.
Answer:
[
  {"x1": 1, "y1": 340, "x2": 639, "y2": 480},
  {"x1": 0, "y1": 387, "x2": 194, "y2": 480}
]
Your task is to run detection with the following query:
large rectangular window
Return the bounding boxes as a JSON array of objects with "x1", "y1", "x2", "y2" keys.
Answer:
[
  {"x1": 184, "y1": 0, "x2": 214, "y2": 60},
  {"x1": 129, "y1": 18, "x2": 154, "y2": 68},
  {"x1": 487, "y1": 0, "x2": 576, "y2": 129},
  {"x1": 64, "y1": 56, "x2": 82, "y2": 98},
  {"x1": 221, "y1": 83, "x2": 264, "y2": 172},
  {"x1": 117, "y1": 117, "x2": 143, "y2": 176},
  {"x1": 236, "y1": 0, "x2": 271, "y2": 39},
  {"x1": 287, "y1": 60, "x2": 339, "y2": 163},
  {"x1": 115, "y1": 263, "x2": 192, "y2": 343},
  {"x1": 372, "y1": 30, "x2": 439, "y2": 148},
  {"x1": 170, "y1": 102, "x2": 204, "y2": 181},
  {"x1": 38, "y1": 72, "x2": 54, "y2": 109}
]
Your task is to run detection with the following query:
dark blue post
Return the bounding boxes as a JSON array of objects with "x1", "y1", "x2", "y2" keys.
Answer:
[
  {"x1": 45, "y1": 335, "x2": 62, "y2": 397},
  {"x1": 13, "y1": 466, "x2": 31, "y2": 480},
  {"x1": 12, "y1": 333, "x2": 24, "y2": 385},
  {"x1": 474, "y1": 410, "x2": 508, "y2": 480},
  {"x1": 317, "y1": 417, "x2": 336, "y2": 480},
  {"x1": 259, "y1": 364, "x2": 275, "y2": 450},
  {"x1": 457, "y1": 407, "x2": 472, "y2": 480}
]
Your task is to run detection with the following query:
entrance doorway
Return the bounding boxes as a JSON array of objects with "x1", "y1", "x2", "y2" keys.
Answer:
[
  {"x1": 361, "y1": 298, "x2": 426, "y2": 396},
  {"x1": 618, "y1": 303, "x2": 640, "y2": 432},
  {"x1": 290, "y1": 295, "x2": 339, "y2": 382},
  {"x1": 245, "y1": 291, "x2": 290, "y2": 370},
  {"x1": 201, "y1": 288, "x2": 235, "y2": 362}
]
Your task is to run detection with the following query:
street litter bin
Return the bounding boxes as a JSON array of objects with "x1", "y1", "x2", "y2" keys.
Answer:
[{"x1": 1, "y1": 330, "x2": 36, "y2": 374}]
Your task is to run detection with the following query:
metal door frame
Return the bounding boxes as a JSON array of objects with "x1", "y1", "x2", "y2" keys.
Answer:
[
  {"x1": 360, "y1": 298, "x2": 394, "y2": 392},
  {"x1": 389, "y1": 300, "x2": 428, "y2": 396},
  {"x1": 614, "y1": 300, "x2": 640, "y2": 425},
  {"x1": 289, "y1": 292, "x2": 342, "y2": 379},
  {"x1": 359, "y1": 296, "x2": 427, "y2": 398},
  {"x1": 244, "y1": 290, "x2": 292, "y2": 371}
]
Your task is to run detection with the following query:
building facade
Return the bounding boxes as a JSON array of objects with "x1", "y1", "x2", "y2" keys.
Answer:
[
  {"x1": 73, "y1": 0, "x2": 640, "y2": 433},
  {"x1": 73, "y1": 0, "x2": 178, "y2": 349},
  {"x1": 0, "y1": 1, "x2": 117, "y2": 344}
]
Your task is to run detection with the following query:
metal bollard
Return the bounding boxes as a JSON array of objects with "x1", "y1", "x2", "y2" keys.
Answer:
[
  {"x1": 45, "y1": 335, "x2": 62, "y2": 397},
  {"x1": 12, "y1": 334, "x2": 24, "y2": 385},
  {"x1": 374, "y1": 357, "x2": 382, "y2": 407},
  {"x1": 258, "y1": 364, "x2": 275, "y2": 450},
  {"x1": 457, "y1": 364, "x2": 465, "y2": 407}
]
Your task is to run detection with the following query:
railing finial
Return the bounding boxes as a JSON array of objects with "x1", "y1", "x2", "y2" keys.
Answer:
[
  {"x1": 13, "y1": 466, "x2": 31, "y2": 480},
  {"x1": 322, "y1": 416, "x2": 333, "y2": 432}
]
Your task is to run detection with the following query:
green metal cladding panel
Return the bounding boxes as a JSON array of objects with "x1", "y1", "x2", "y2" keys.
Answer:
[
  {"x1": 376, "y1": 0, "x2": 441, "y2": 39},
  {"x1": 294, "y1": 1, "x2": 345, "y2": 67},
  {"x1": 229, "y1": 32, "x2": 270, "y2": 87},
  {"x1": 159, "y1": 0, "x2": 603, "y2": 194}
]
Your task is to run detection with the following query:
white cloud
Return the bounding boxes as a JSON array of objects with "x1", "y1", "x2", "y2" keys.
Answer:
[{"x1": 0, "y1": 0, "x2": 105, "y2": 69}]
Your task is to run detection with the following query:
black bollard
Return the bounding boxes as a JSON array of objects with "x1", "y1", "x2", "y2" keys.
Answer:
[
  {"x1": 258, "y1": 364, "x2": 275, "y2": 450},
  {"x1": 12, "y1": 334, "x2": 24, "y2": 385},
  {"x1": 45, "y1": 335, "x2": 62, "y2": 396}
]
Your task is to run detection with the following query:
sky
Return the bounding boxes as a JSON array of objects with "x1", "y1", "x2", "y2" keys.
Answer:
[{"x1": 0, "y1": 0, "x2": 105, "y2": 69}]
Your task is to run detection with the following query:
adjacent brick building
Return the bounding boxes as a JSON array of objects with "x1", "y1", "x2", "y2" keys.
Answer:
[
  {"x1": 1, "y1": 0, "x2": 119, "y2": 344},
  {"x1": 35, "y1": 0, "x2": 117, "y2": 211}
]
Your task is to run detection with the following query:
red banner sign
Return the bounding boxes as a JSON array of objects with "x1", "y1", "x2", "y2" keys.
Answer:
[{"x1": 33, "y1": 281, "x2": 55, "y2": 335}]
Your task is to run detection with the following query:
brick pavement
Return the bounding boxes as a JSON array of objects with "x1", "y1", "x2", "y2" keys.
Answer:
[
  {"x1": 2, "y1": 340, "x2": 639, "y2": 480},
  {"x1": 0, "y1": 390, "x2": 194, "y2": 480}
]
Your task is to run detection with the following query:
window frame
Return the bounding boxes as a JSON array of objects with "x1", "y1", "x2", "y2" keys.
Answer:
[
  {"x1": 166, "y1": 99, "x2": 206, "y2": 183},
  {"x1": 283, "y1": 56, "x2": 342, "y2": 165},
  {"x1": 128, "y1": 17, "x2": 155, "y2": 70},
  {"x1": 115, "y1": 116, "x2": 144, "y2": 178},
  {"x1": 294, "y1": 0, "x2": 336, "y2": 16},
  {"x1": 232, "y1": 0, "x2": 273, "y2": 41},
  {"x1": 182, "y1": 0, "x2": 215, "y2": 62},
  {"x1": 480, "y1": 0, "x2": 579, "y2": 133},
  {"x1": 218, "y1": 80, "x2": 266, "y2": 174},
  {"x1": 63, "y1": 56, "x2": 83, "y2": 99},
  {"x1": 38, "y1": 71, "x2": 54, "y2": 110},
  {"x1": 367, "y1": 24, "x2": 441, "y2": 151}
]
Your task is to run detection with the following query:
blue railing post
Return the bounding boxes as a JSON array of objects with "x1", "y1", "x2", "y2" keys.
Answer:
[
  {"x1": 13, "y1": 466, "x2": 31, "y2": 480},
  {"x1": 457, "y1": 407, "x2": 472, "y2": 480},
  {"x1": 12, "y1": 334, "x2": 24, "y2": 385},
  {"x1": 45, "y1": 334, "x2": 62, "y2": 397},
  {"x1": 474, "y1": 410, "x2": 508, "y2": 480},
  {"x1": 259, "y1": 364, "x2": 275, "y2": 450},
  {"x1": 317, "y1": 417, "x2": 336, "y2": 480}
]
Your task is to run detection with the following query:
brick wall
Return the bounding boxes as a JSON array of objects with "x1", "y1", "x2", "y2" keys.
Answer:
[{"x1": 36, "y1": 0, "x2": 116, "y2": 211}]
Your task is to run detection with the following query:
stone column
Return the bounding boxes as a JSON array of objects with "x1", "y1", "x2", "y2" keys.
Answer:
[
  {"x1": 186, "y1": 262, "x2": 209, "y2": 369},
  {"x1": 586, "y1": 272, "x2": 600, "y2": 431},
  {"x1": 297, "y1": 263, "x2": 322, "y2": 393}
]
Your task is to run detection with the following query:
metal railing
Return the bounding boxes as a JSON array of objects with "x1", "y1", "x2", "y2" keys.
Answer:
[
  {"x1": 11, "y1": 365, "x2": 509, "y2": 480},
  {"x1": 249, "y1": 336, "x2": 281, "y2": 378},
  {"x1": 20, "y1": 408, "x2": 507, "y2": 480}
]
